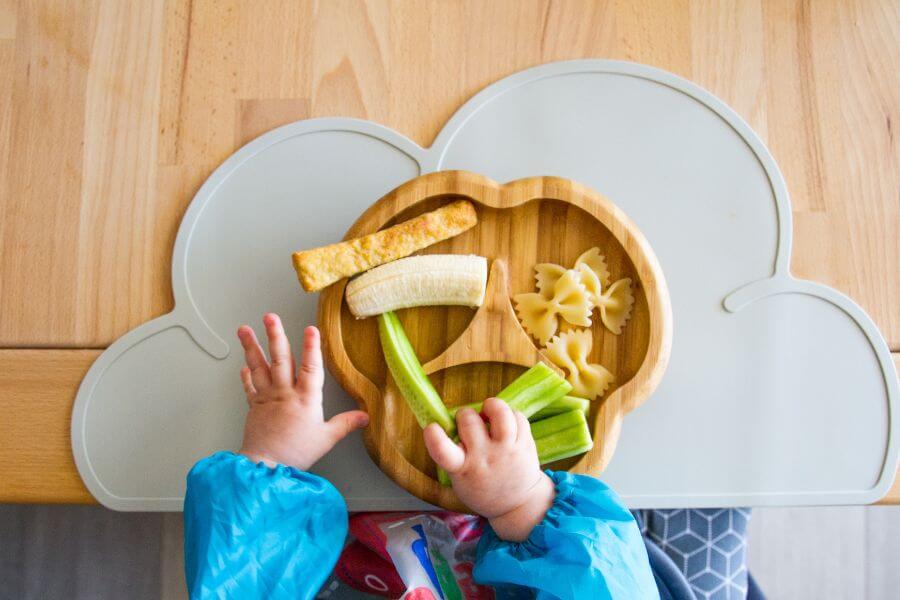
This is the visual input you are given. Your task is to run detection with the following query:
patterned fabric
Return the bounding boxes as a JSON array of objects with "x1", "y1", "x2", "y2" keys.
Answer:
[{"x1": 636, "y1": 509, "x2": 752, "y2": 600}]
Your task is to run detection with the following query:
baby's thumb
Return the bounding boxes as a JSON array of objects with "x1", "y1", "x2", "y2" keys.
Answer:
[
  {"x1": 326, "y1": 410, "x2": 369, "y2": 442},
  {"x1": 423, "y1": 423, "x2": 465, "y2": 473}
]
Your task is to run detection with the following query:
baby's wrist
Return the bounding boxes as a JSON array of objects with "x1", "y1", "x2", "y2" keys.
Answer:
[
  {"x1": 238, "y1": 447, "x2": 280, "y2": 468},
  {"x1": 488, "y1": 472, "x2": 556, "y2": 542}
]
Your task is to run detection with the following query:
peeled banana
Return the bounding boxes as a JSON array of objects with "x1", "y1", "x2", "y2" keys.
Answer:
[{"x1": 345, "y1": 254, "x2": 488, "y2": 318}]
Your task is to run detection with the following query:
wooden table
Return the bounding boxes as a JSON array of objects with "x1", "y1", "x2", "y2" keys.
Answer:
[{"x1": 1, "y1": 0, "x2": 897, "y2": 504}]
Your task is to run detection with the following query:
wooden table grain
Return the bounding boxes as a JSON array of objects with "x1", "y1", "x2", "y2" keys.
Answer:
[{"x1": 0, "y1": 0, "x2": 897, "y2": 504}]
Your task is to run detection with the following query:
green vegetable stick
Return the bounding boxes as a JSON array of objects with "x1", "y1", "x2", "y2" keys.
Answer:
[
  {"x1": 536, "y1": 422, "x2": 594, "y2": 464},
  {"x1": 497, "y1": 363, "x2": 571, "y2": 416},
  {"x1": 378, "y1": 311, "x2": 455, "y2": 434},
  {"x1": 448, "y1": 401, "x2": 481, "y2": 417},
  {"x1": 437, "y1": 466, "x2": 452, "y2": 487},
  {"x1": 530, "y1": 396, "x2": 590, "y2": 421},
  {"x1": 530, "y1": 409, "x2": 587, "y2": 440},
  {"x1": 447, "y1": 363, "x2": 572, "y2": 419}
]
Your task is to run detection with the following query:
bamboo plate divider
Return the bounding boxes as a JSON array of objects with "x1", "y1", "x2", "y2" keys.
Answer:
[
  {"x1": 319, "y1": 171, "x2": 672, "y2": 511},
  {"x1": 422, "y1": 259, "x2": 560, "y2": 376}
]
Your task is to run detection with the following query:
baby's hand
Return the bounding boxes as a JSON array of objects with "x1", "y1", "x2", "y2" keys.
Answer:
[
  {"x1": 424, "y1": 398, "x2": 556, "y2": 542},
  {"x1": 237, "y1": 313, "x2": 369, "y2": 471}
]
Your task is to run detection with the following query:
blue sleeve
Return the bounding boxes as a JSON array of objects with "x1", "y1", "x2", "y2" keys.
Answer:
[
  {"x1": 183, "y1": 451, "x2": 347, "y2": 599},
  {"x1": 474, "y1": 470, "x2": 658, "y2": 600}
]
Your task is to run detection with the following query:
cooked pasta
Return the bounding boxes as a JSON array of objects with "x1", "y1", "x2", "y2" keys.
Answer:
[
  {"x1": 535, "y1": 247, "x2": 609, "y2": 306},
  {"x1": 534, "y1": 263, "x2": 567, "y2": 299},
  {"x1": 596, "y1": 278, "x2": 634, "y2": 335},
  {"x1": 520, "y1": 245, "x2": 632, "y2": 345},
  {"x1": 544, "y1": 329, "x2": 615, "y2": 400},
  {"x1": 576, "y1": 263, "x2": 602, "y2": 306},
  {"x1": 574, "y1": 247, "x2": 611, "y2": 289},
  {"x1": 515, "y1": 269, "x2": 592, "y2": 345}
]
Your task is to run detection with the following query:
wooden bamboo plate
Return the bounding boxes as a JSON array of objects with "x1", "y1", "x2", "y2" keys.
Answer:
[{"x1": 319, "y1": 170, "x2": 672, "y2": 511}]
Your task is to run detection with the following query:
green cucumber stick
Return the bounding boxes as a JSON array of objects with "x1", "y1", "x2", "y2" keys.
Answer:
[
  {"x1": 536, "y1": 422, "x2": 594, "y2": 464},
  {"x1": 449, "y1": 363, "x2": 572, "y2": 418},
  {"x1": 448, "y1": 401, "x2": 481, "y2": 417},
  {"x1": 530, "y1": 409, "x2": 587, "y2": 440},
  {"x1": 437, "y1": 466, "x2": 452, "y2": 487},
  {"x1": 496, "y1": 362, "x2": 572, "y2": 418},
  {"x1": 530, "y1": 396, "x2": 590, "y2": 421},
  {"x1": 378, "y1": 311, "x2": 455, "y2": 435}
]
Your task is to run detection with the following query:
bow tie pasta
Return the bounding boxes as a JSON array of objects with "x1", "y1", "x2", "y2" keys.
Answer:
[
  {"x1": 545, "y1": 329, "x2": 615, "y2": 400},
  {"x1": 515, "y1": 269, "x2": 592, "y2": 345},
  {"x1": 514, "y1": 247, "x2": 634, "y2": 399},
  {"x1": 574, "y1": 247, "x2": 611, "y2": 289},
  {"x1": 530, "y1": 247, "x2": 632, "y2": 335},
  {"x1": 595, "y1": 278, "x2": 634, "y2": 335}
]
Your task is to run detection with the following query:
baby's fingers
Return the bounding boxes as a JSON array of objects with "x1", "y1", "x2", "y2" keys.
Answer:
[
  {"x1": 515, "y1": 410, "x2": 534, "y2": 445},
  {"x1": 297, "y1": 326, "x2": 325, "y2": 398},
  {"x1": 263, "y1": 313, "x2": 294, "y2": 388},
  {"x1": 456, "y1": 408, "x2": 489, "y2": 453},
  {"x1": 482, "y1": 397, "x2": 516, "y2": 443},
  {"x1": 239, "y1": 367, "x2": 256, "y2": 401},
  {"x1": 424, "y1": 424, "x2": 466, "y2": 473},
  {"x1": 237, "y1": 325, "x2": 271, "y2": 390}
]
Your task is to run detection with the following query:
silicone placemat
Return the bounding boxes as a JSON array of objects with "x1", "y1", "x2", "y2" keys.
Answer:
[{"x1": 72, "y1": 60, "x2": 897, "y2": 511}]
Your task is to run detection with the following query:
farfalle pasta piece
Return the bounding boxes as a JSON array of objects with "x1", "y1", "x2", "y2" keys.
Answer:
[
  {"x1": 576, "y1": 263, "x2": 602, "y2": 306},
  {"x1": 515, "y1": 269, "x2": 592, "y2": 345},
  {"x1": 535, "y1": 247, "x2": 609, "y2": 305},
  {"x1": 514, "y1": 293, "x2": 557, "y2": 346},
  {"x1": 544, "y1": 329, "x2": 615, "y2": 400},
  {"x1": 552, "y1": 271, "x2": 594, "y2": 328},
  {"x1": 574, "y1": 247, "x2": 611, "y2": 288},
  {"x1": 596, "y1": 278, "x2": 634, "y2": 335},
  {"x1": 534, "y1": 263, "x2": 567, "y2": 298}
]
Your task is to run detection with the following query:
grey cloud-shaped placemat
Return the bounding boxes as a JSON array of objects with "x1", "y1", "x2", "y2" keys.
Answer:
[{"x1": 72, "y1": 60, "x2": 897, "y2": 511}]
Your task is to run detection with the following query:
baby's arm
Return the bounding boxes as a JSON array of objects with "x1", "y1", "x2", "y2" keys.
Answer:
[
  {"x1": 425, "y1": 400, "x2": 658, "y2": 600},
  {"x1": 183, "y1": 314, "x2": 368, "y2": 599}
]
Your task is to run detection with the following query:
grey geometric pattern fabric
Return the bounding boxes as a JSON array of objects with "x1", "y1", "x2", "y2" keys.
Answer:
[{"x1": 638, "y1": 509, "x2": 751, "y2": 600}]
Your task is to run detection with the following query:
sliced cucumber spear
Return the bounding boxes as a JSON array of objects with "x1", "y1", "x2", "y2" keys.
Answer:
[
  {"x1": 497, "y1": 363, "x2": 571, "y2": 416},
  {"x1": 530, "y1": 396, "x2": 590, "y2": 421},
  {"x1": 536, "y1": 427, "x2": 594, "y2": 464},
  {"x1": 533, "y1": 410, "x2": 594, "y2": 464},
  {"x1": 451, "y1": 394, "x2": 588, "y2": 421},
  {"x1": 448, "y1": 401, "x2": 480, "y2": 417},
  {"x1": 378, "y1": 311, "x2": 455, "y2": 435},
  {"x1": 437, "y1": 466, "x2": 452, "y2": 487},
  {"x1": 447, "y1": 363, "x2": 572, "y2": 419},
  {"x1": 529, "y1": 409, "x2": 587, "y2": 439}
]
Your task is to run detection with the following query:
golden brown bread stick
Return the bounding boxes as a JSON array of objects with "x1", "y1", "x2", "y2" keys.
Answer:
[{"x1": 292, "y1": 199, "x2": 478, "y2": 292}]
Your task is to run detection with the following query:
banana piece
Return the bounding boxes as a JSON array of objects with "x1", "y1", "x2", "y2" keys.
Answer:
[{"x1": 345, "y1": 254, "x2": 487, "y2": 318}]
